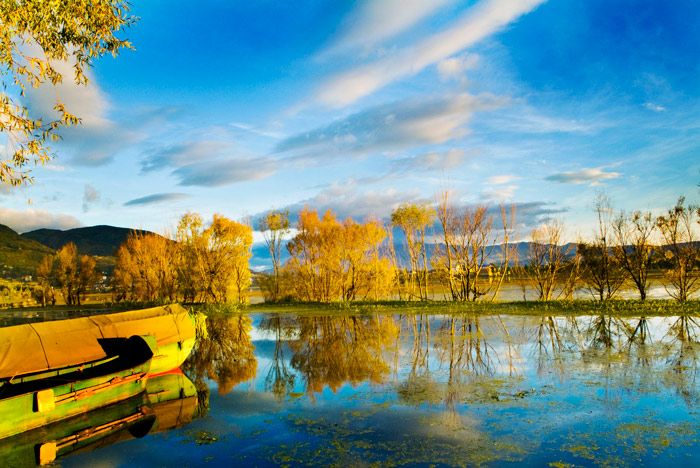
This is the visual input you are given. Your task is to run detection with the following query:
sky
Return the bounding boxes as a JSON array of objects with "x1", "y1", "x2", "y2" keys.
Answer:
[{"x1": 1, "y1": 0, "x2": 699, "y2": 243}]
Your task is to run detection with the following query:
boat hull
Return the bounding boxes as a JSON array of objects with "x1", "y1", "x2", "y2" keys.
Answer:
[{"x1": 0, "y1": 335, "x2": 155, "y2": 440}]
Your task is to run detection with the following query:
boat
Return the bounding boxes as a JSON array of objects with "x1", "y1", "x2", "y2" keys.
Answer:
[
  {"x1": 0, "y1": 304, "x2": 197, "y2": 380},
  {"x1": 0, "y1": 370, "x2": 199, "y2": 466},
  {"x1": 0, "y1": 333, "x2": 156, "y2": 441},
  {"x1": 82, "y1": 304, "x2": 197, "y2": 375}
]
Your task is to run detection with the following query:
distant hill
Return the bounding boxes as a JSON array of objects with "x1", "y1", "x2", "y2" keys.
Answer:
[
  {"x1": 0, "y1": 224, "x2": 55, "y2": 278},
  {"x1": 21, "y1": 225, "x2": 155, "y2": 257}
]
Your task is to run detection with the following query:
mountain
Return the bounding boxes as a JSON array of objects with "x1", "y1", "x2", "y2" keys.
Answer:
[
  {"x1": 21, "y1": 225, "x2": 155, "y2": 257},
  {"x1": 0, "y1": 224, "x2": 55, "y2": 278}
]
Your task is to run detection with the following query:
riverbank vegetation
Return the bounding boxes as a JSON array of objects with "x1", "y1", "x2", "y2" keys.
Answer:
[{"x1": 6, "y1": 192, "x2": 699, "y2": 310}]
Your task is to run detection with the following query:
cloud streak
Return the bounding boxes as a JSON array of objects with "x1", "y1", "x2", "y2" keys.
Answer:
[
  {"x1": 124, "y1": 193, "x2": 190, "y2": 206},
  {"x1": 317, "y1": 0, "x2": 545, "y2": 106},
  {"x1": 322, "y1": 0, "x2": 453, "y2": 57},
  {"x1": 545, "y1": 168, "x2": 621, "y2": 185},
  {"x1": 277, "y1": 93, "x2": 504, "y2": 159},
  {"x1": 174, "y1": 157, "x2": 279, "y2": 187}
]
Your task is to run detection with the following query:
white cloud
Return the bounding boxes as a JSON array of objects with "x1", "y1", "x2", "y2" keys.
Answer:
[
  {"x1": 437, "y1": 54, "x2": 480, "y2": 81},
  {"x1": 82, "y1": 184, "x2": 100, "y2": 212},
  {"x1": 174, "y1": 157, "x2": 279, "y2": 187},
  {"x1": 255, "y1": 181, "x2": 422, "y2": 224},
  {"x1": 487, "y1": 175, "x2": 520, "y2": 185},
  {"x1": 393, "y1": 148, "x2": 475, "y2": 171},
  {"x1": 317, "y1": 0, "x2": 545, "y2": 106},
  {"x1": 323, "y1": 0, "x2": 453, "y2": 56},
  {"x1": 481, "y1": 184, "x2": 518, "y2": 200},
  {"x1": 545, "y1": 168, "x2": 621, "y2": 185},
  {"x1": 644, "y1": 102, "x2": 666, "y2": 112},
  {"x1": 277, "y1": 93, "x2": 505, "y2": 158},
  {"x1": 142, "y1": 141, "x2": 235, "y2": 172},
  {"x1": 0, "y1": 207, "x2": 82, "y2": 233}
]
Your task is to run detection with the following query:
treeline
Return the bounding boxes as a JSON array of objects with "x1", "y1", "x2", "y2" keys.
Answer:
[{"x1": 31, "y1": 193, "x2": 700, "y2": 306}]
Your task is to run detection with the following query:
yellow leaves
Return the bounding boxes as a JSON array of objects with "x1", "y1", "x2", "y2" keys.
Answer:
[{"x1": 0, "y1": 0, "x2": 136, "y2": 185}]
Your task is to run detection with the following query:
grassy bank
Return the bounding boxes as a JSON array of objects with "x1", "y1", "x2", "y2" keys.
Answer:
[{"x1": 3, "y1": 299, "x2": 700, "y2": 318}]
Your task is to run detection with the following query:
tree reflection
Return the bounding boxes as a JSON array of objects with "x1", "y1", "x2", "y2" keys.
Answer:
[
  {"x1": 258, "y1": 314, "x2": 296, "y2": 401},
  {"x1": 289, "y1": 314, "x2": 398, "y2": 397},
  {"x1": 182, "y1": 313, "x2": 257, "y2": 396}
]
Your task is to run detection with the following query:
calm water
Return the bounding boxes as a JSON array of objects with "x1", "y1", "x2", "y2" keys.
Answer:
[{"x1": 12, "y1": 311, "x2": 700, "y2": 467}]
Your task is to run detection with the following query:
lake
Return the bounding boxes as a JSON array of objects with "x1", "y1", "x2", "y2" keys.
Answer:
[{"x1": 9, "y1": 310, "x2": 700, "y2": 467}]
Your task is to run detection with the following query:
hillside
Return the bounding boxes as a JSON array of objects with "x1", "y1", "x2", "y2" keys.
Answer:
[
  {"x1": 21, "y1": 225, "x2": 155, "y2": 257},
  {"x1": 0, "y1": 224, "x2": 55, "y2": 278}
]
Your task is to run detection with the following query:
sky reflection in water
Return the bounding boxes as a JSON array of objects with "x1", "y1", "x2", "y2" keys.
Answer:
[{"x1": 57, "y1": 312, "x2": 700, "y2": 468}]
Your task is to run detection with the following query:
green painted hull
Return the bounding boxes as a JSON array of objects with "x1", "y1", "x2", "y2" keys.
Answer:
[
  {"x1": 149, "y1": 337, "x2": 196, "y2": 376},
  {"x1": 0, "y1": 371, "x2": 197, "y2": 467},
  {"x1": 0, "y1": 335, "x2": 155, "y2": 440}
]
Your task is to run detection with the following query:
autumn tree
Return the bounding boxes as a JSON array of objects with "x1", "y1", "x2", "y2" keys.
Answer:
[
  {"x1": 34, "y1": 254, "x2": 55, "y2": 306},
  {"x1": 578, "y1": 194, "x2": 625, "y2": 300},
  {"x1": 612, "y1": 210, "x2": 656, "y2": 300},
  {"x1": 258, "y1": 209, "x2": 290, "y2": 301},
  {"x1": 656, "y1": 197, "x2": 700, "y2": 301},
  {"x1": 1, "y1": 0, "x2": 136, "y2": 185},
  {"x1": 391, "y1": 201, "x2": 436, "y2": 300},
  {"x1": 176, "y1": 213, "x2": 253, "y2": 303},
  {"x1": 112, "y1": 232, "x2": 177, "y2": 302},
  {"x1": 52, "y1": 242, "x2": 98, "y2": 305},
  {"x1": 286, "y1": 207, "x2": 395, "y2": 302}
]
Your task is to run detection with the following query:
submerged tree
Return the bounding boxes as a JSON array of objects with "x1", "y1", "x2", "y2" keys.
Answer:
[{"x1": 1, "y1": 0, "x2": 137, "y2": 185}]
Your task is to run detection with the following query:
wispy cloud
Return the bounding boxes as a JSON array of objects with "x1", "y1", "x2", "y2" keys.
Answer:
[
  {"x1": 391, "y1": 148, "x2": 476, "y2": 172},
  {"x1": 487, "y1": 175, "x2": 520, "y2": 185},
  {"x1": 316, "y1": 0, "x2": 545, "y2": 106},
  {"x1": 174, "y1": 157, "x2": 279, "y2": 187},
  {"x1": 0, "y1": 207, "x2": 82, "y2": 233},
  {"x1": 82, "y1": 185, "x2": 100, "y2": 212},
  {"x1": 437, "y1": 53, "x2": 480, "y2": 81},
  {"x1": 277, "y1": 93, "x2": 504, "y2": 159},
  {"x1": 481, "y1": 184, "x2": 518, "y2": 200},
  {"x1": 252, "y1": 181, "x2": 421, "y2": 227},
  {"x1": 545, "y1": 167, "x2": 621, "y2": 185},
  {"x1": 141, "y1": 141, "x2": 235, "y2": 173},
  {"x1": 322, "y1": 0, "x2": 453, "y2": 57},
  {"x1": 124, "y1": 193, "x2": 190, "y2": 207}
]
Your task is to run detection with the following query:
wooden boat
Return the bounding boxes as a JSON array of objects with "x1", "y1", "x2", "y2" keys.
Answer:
[
  {"x1": 0, "y1": 304, "x2": 197, "y2": 381},
  {"x1": 83, "y1": 304, "x2": 197, "y2": 376},
  {"x1": 0, "y1": 334, "x2": 155, "y2": 441},
  {"x1": 0, "y1": 370, "x2": 198, "y2": 466}
]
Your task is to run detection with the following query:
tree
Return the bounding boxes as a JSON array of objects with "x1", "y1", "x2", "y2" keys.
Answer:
[
  {"x1": 112, "y1": 232, "x2": 177, "y2": 302},
  {"x1": 391, "y1": 201, "x2": 435, "y2": 300},
  {"x1": 578, "y1": 194, "x2": 625, "y2": 300},
  {"x1": 1, "y1": 0, "x2": 136, "y2": 185},
  {"x1": 34, "y1": 254, "x2": 55, "y2": 306},
  {"x1": 612, "y1": 210, "x2": 656, "y2": 300},
  {"x1": 52, "y1": 242, "x2": 97, "y2": 305},
  {"x1": 258, "y1": 209, "x2": 290, "y2": 301},
  {"x1": 176, "y1": 213, "x2": 253, "y2": 303},
  {"x1": 656, "y1": 197, "x2": 700, "y2": 301},
  {"x1": 525, "y1": 220, "x2": 572, "y2": 301}
]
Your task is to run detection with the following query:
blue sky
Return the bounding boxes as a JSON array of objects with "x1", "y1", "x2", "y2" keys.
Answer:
[{"x1": 2, "y1": 0, "x2": 699, "y2": 241}]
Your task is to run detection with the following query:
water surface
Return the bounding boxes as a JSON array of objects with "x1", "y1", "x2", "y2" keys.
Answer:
[{"x1": 41, "y1": 312, "x2": 700, "y2": 467}]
